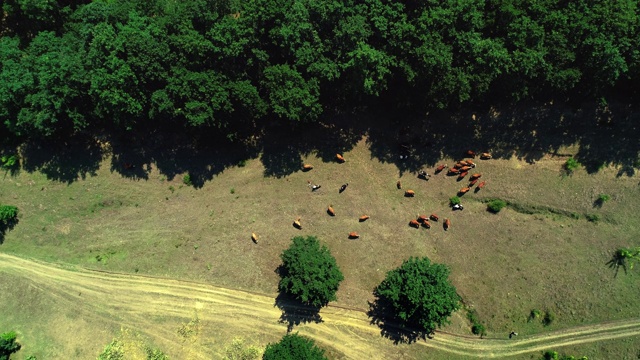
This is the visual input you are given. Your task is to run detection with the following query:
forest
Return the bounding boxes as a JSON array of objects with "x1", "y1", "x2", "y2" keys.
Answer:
[{"x1": 1, "y1": 0, "x2": 639, "y2": 175}]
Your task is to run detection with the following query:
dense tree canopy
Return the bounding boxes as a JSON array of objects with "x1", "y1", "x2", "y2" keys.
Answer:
[
  {"x1": 278, "y1": 236, "x2": 343, "y2": 308},
  {"x1": 0, "y1": 0, "x2": 638, "y2": 140},
  {"x1": 262, "y1": 333, "x2": 327, "y2": 360},
  {"x1": 373, "y1": 257, "x2": 460, "y2": 335}
]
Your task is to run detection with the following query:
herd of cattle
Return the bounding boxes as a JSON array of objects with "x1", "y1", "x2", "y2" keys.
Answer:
[{"x1": 251, "y1": 150, "x2": 491, "y2": 243}]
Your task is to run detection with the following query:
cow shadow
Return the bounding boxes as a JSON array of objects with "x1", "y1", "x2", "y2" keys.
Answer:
[
  {"x1": 366, "y1": 296, "x2": 431, "y2": 344},
  {"x1": 274, "y1": 292, "x2": 323, "y2": 333}
]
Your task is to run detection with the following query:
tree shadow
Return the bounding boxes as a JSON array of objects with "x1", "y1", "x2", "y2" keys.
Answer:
[
  {"x1": 606, "y1": 250, "x2": 628, "y2": 278},
  {"x1": 274, "y1": 292, "x2": 323, "y2": 333},
  {"x1": 366, "y1": 297, "x2": 430, "y2": 344},
  {"x1": 0, "y1": 218, "x2": 19, "y2": 244}
]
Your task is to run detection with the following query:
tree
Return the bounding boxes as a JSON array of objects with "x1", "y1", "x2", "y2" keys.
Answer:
[
  {"x1": 372, "y1": 257, "x2": 460, "y2": 335},
  {"x1": 262, "y1": 333, "x2": 327, "y2": 360},
  {"x1": 0, "y1": 331, "x2": 21, "y2": 360},
  {"x1": 278, "y1": 236, "x2": 344, "y2": 308}
]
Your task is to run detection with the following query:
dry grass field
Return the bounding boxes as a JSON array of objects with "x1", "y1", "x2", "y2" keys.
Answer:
[{"x1": 1, "y1": 125, "x2": 640, "y2": 358}]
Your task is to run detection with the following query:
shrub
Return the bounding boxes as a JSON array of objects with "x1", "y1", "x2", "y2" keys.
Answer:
[
  {"x1": 543, "y1": 310, "x2": 555, "y2": 326},
  {"x1": 182, "y1": 174, "x2": 193, "y2": 186},
  {"x1": 594, "y1": 193, "x2": 611, "y2": 208},
  {"x1": 471, "y1": 323, "x2": 486, "y2": 337},
  {"x1": 0, "y1": 331, "x2": 21, "y2": 360},
  {"x1": 263, "y1": 333, "x2": 327, "y2": 360},
  {"x1": 0, "y1": 154, "x2": 18, "y2": 169},
  {"x1": 278, "y1": 236, "x2": 344, "y2": 308},
  {"x1": 585, "y1": 214, "x2": 599, "y2": 222},
  {"x1": 0, "y1": 206, "x2": 18, "y2": 224},
  {"x1": 237, "y1": 159, "x2": 248, "y2": 167},
  {"x1": 487, "y1": 199, "x2": 507, "y2": 213},
  {"x1": 230, "y1": 188, "x2": 235, "y2": 194},
  {"x1": 529, "y1": 309, "x2": 541, "y2": 322},
  {"x1": 564, "y1": 157, "x2": 580, "y2": 174},
  {"x1": 449, "y1": 196, "x2": 461, "y2": 206},
  {"x1": 224, "y1": 337, "x2": 261, "y2": 360}
]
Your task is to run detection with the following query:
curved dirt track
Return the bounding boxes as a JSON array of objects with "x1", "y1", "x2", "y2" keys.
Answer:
[{"x1": 2, "y1": 253, "x2": 639, "y2": 359}]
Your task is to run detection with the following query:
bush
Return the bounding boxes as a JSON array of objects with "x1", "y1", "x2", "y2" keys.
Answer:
[
  {"x1": 0, "y1": 331, "x2": 21, "y2": 360},
  {"x1": 224, "y1": 337, "x2": 261, "y2": 360},
  {"x1": 529, "y1": 309, "x2": 541, "y2": 322},
  {"x1": 263, "y1": 333, "x2": 327, "y2": 360},
  {"x1": 449, "y1": 196, "x2": 461, "y2": 206},
  {"x1": 0, "y1": 155, "x2": 18, "y2": 169},
  {"x1": 278, "y1": 236, "x2": 344, "y2": 308},
  {"x1": 564, "y1": 157, "x2": 581, "y2": 174},
  {"x1": 237, "y1": 159, "x2": 248, "y2": 167},
  {"x1": 373, "y1": 257, "x2": 460, "y2": 334},
  {"x1": 182, "y1": 173, "x2": 193, "y2": 186},
  {"x1": 471, "y1": 323, "x2": 486, "y2": 337},
  {"x1": 594, "y1": 193, "x2": 611, "y2": 208},
  {"x1": 543, "y1": 310, "x2": 555, "y2": 326},
  {"x1": 585, "y1": 214, "x2": 600, "y2": 222},
  {"x1": 0, "y1": 206, "x2": 18, "y2": 223},
  {"x1": 487, "y1": 199, "x2": 507, "y2": 213}
]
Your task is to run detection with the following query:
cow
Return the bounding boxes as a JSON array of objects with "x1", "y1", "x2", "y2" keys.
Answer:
[
  {"x1": 435, "y1": 164, "x2": 448, "y2": 173},
  {"x1": 397, "y1": 180, "x2": 402, "y2": 189},
  {"x1": 480, "y1": 152, "x2": 492, "y2": 160},
  {"x1": 460, "y1": 166, "x2": 472, "y2": 172},
  {"x1": 417, "y1": 214, "x2": 428, "y2": 223},
  {"x1": 422, "y1": 221, "x2": 431, "y2": 229},
  {"x1": 466, "y1": 159, "x2": 476, "y2": 168},
  {"x1": 348, "y1": 232, "x2": 360, "y2": 239},
  {"x1": 459, "y1": 187, "x2": 470, "y2": 195},
  {"x1": 418, "y1": 170, "x2": 430, "y2": 180},
  {"x1": 448, "y1": 168, "x2": 460, "y2": 175},
  {"x1": 430, "y1": 214, "x2": 439, "y2": 221},
  {"x1": 459, "y1": 161, "x2": 469, "y2": 167},
  {"x1": 293, "y1": 218, "x2": 302, "y2": 229},
  {"x1": 409, "y1": 219, "x2": 420, "y2": 228},
  {"x1": 336, "y1": 153, "x2": 346, "y2": 163},
  {"x1": 470, "y1": 173, "x2": 482, "y2": 180},
  {"x1": 405, "y1": 190, "x2": 415, "y2": 197},
  {"x1": 311, "y1": 184, "x2": 322, "y2": 191},
  {"x1": 458, "y1": 171, "x2": 468, "y2": 180},
  {"x1": 339, "y1": 183, "x2": 349, "y2": 193},
  {"x1": 466, "y1": 150, "x2": 476, "y2": 158},
  {"x1": 251, "y1": 232, "x2": 259, "y2": 243},
  {"x1": 359, "y1": 215, "x2": 370, "y2": 222},
  {"x1": 444, "y1": 218, "x2": 451, "y2": 230},
  {"x1": 469, "y1": 178, "x2": 479, "y2": 186},
  {"x1": 302, "y1": 164, "x2": 313, "y2": 171},
  {"x1": 452, "y1": 204, "x2": 464, "y2": 211},
  {"x1": 453, "y1": 163, "x2": 463, "y2": 169},
  {"x1": 327, "y1": 205, "x2": 335, "y2": 216},
  {"x1": 478, "y1": 181, "x2": 486, "y2": 188}
]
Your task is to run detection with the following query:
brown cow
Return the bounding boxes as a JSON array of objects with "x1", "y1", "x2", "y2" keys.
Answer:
[
  {"x1": 448, "y1": 168, "x2": 460, "y2": 175},
  {"x1": 466, "y1": 150, "x2": 476, "y2": 158},
  {"x1": 469, "y1": 178, "x2": 479, "y2": 186},
  {"x1": 397, "y1": 180, "x2": 402, "y2": 189},
  {"x1": 435, "y1": 164, "x2": 448, "y2": 173},
  {"x1": 459, "y1": 160, "x2": 469, "y2": 167},
  {"x1": 302, "y1": 164, "x2": 313, "y2": 171},
  {"x1": 409, "y1": 219, "x2": 420, "y2": 228},
  {"x1": 460, "y1": 166, "x2": 472, "y2": 172},
  {"x1": 327, "y1": 205, "x2": 336, "y2": 216},
  {"x1": 444, "y1": 218, "x2": 451, "y2": 231},
  {"x1": 480, "y1": 153, "x2": 492, "y2": 160},
  {"x1": 422, "y1": 221, "x2": 431, "y2": 229},
  {"x1": 417, "y1": 214, "x2": 428, "y2": 223},
  {"x1": 466, "y1": 159, "x2": 475, "y2": 167},
  {"x1": 470, "y1": 173, "x2": 482, "y2": 180},
  {"x1": 453, "y1": 163, "x2": 463, "y2": 169},
  {"x1": 458, "y1": 187, "x2": 470, "y2": 195},
  {"x1": 405, "y1": 190, "x2": 415, "y2": 197},
  {"x1": 336, "y1": 153, "x2": 346, "y2": 163},
  {"x1": 430, "y1": 214, "x2": 439, "y2": 222},
  {"x1": 478, "y1": 181, "x2": 486, "y2": 189},
  {"x1": 458, "y1": 171, "x2": 468, "y2": 180},
  {"x1": 348, "y1": 232, "x2": 360, "y2": 239},
  {"x1": 293, "y1": 217, "x2": 302, "y2": 229},
  {"x1": 359, "y1": 215, "x2": 370, "y2": 222},
  {"x1": 251, "y1": 232, "x2": 259, "y2": 243}
]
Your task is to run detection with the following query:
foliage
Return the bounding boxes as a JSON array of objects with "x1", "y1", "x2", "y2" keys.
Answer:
[
  {"x1": 597, "y1": 194, "x2": 611, "y2": 203},
  {"x1": 529, "y1": 309, "x2": 542, "y2": 322},
  {"x1": 0, "y1": 155, "x2": 19, "y2": 169},
  {"x1": 541, "y1": 350, "x2": 588, "y2": 360},
  {"x1": 224, "y1": 337, "x2": 261, "y2": 360},
  {"x1": 449, "y1": 196, "x2": 461, "y2": 206},
  {"x1": 278, "y1": 236, "x2": 344, "y2": 308},
  {"x1": 585, "y1": 214, "x2": 600, "y2": 222},
  {"x1": 182, "y1": 174, "x2": 192, "y2": 187},
  {"x1": 609, "y1": 247, "x2": 640, "y2": 273},
  {"x1": 487, "y1": 199, "x2": 507, "y2": 213},
  {"x1": 0, "y1": 206, "x2": 18, "y2": 224},
  {"x1": 543, "y1": 310, "x2": 556, "y2": 326},
  {"x1": 262, "y1": 333, "x2": 327, "y2": 360},
  {"x1": 471, "y1": 323, "x2": 486, "y2": 337},
  {"x1": 97, "y1": 339, "x2": 124, "y2": 360},
  {"x1": 373, "y1": 257, "x2": 460, "y2": 334},
  {"x1": 466, "y1": 309, "x2": 486, "y2": 337},
  {"x1": 564, "y1": 158, "x2": 581, "y2": 174},
  {"x1": 0, "y1": 331, "x2": 21, "y2": 360}
]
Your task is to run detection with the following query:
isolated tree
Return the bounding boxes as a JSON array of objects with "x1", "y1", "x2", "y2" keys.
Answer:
[
  {"x1": 263, "y1": 333, "x2": 327, "y2": 360},
  {"x1": 278, "y1": 236, "x2": 343, "y2": 308},
  {"x1": 0, "y1": 331, "x2": 21, "y2": 360},
  {"x1": 373, "y1": 257, "x2": 460, "y2": 335}
]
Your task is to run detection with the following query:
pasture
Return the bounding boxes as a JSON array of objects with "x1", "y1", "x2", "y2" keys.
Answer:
[{"x1": 1, "y1": 130, "x2": 640, "y2": 358}]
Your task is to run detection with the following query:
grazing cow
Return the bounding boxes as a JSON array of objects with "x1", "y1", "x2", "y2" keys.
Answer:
[
  {"x1": 460, "y1": 166, "x2": 472, "y2": 172},
  {"x1": 458, "y1": 171, "x2": 469, "y2": 180},
  {"x1": 312, "y1": 184, "x2": 322, "y2": 191},
  {"x1": 448, "y1": 168, "x2": 460, "y2": 175},
  {"x1": 293, "y1": 218, "x2": 302, "y2": 229},
  {"x1": 469, "y1": 178, "x2": 479, "y2": 186},
  {"x1": 359, "y1": 215, "x2": 370, "y2": 222},
  {"x1": 418, "y1": 170, "x2": 430, "y2": 179},
  {"x1": 336, "y1": 153, "x2": 346, "y2": 163},
  {"x1": 466, "y1": 159, "x2": 476, "y2": 167},
  {"x1": 422, "y1": 221, "x2": 431, "y2": 229},
  {"x1": 480, "y1": 152, "x2": 492, "y2": 160},
  {"x1": 251, "y1": 232, "x2": 259, "y2": 243},
  {"x1": 477, "y1": 181, "x2": 486, "y2": 189},
  {"x1": 430, "y1": 214, "x2": 439, "y2": 222},
  {"x1": 327, "y1": 205, "x2": 335, "y2": 216},
  {"x1": 397, "y1": 180, "x2": 402, "y2": 189},
  {"x1": 459, "y1": 161, "x2": 469, "y2": 167},
  {"x1": 470, "y1": 173, "x2": 482, "y2": 180},
  {"x1": 452, "y1": 204, "x2": 464, "y2": 211},
  {"x1": 409, "y1": 219, "x2": 420, "y2": 228},
  {"x1": 417, "y1": 214, "x2": 428, "y2": 223},
  {"x1": 435, "y1": 164, "x2": 448, "y2": 173},
  {"x1": 339, "y1": 183, "x2": 349, "y2": 193},
  {"x1": 302, "y1": 164, "x2": 313, "y2": 171},
  {"x1": 348, "y1": 232, "x2": 360, "y2": 239},
  {"x1": 466, "y1": 150, "x2": 476, "y2": 158},
  {"x1": 444, "y1": 218, "x2": 451, "y2": 230},
  {"x1": 459, "y1": 187, "x2": 470, "y2": 195},
  {"x1": 405, "y1": 190, "x2": 415, "y2": 197},
  {"x1": 453, "y1": 163, "x2": 463, "y2": 169}
]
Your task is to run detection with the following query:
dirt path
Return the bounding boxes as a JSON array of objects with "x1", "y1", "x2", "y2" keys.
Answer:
[{"x1": 2, "y1": 253, "x2": 639, "y2": 359}]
